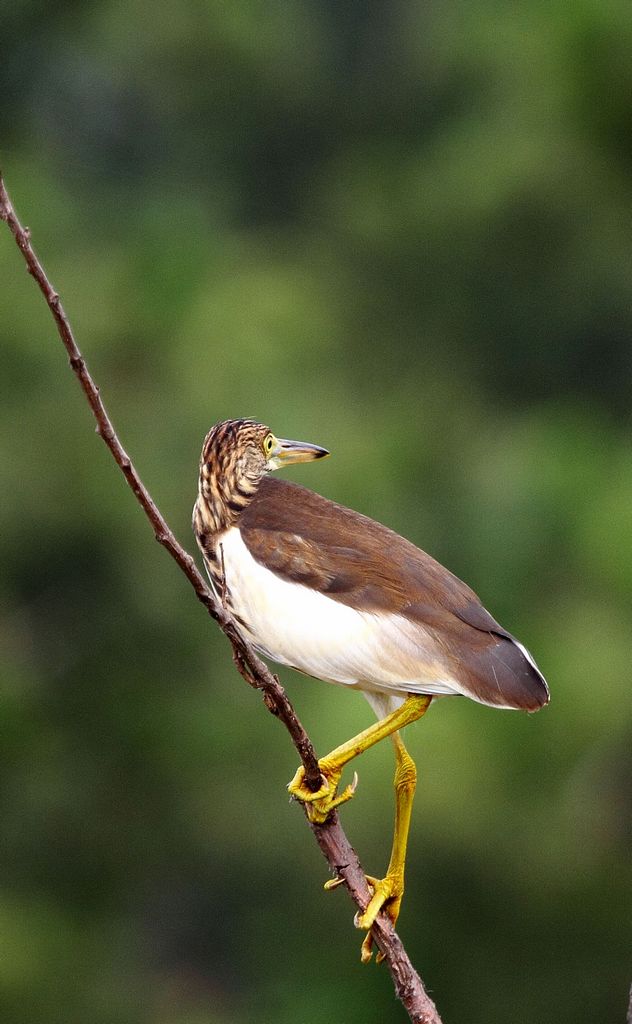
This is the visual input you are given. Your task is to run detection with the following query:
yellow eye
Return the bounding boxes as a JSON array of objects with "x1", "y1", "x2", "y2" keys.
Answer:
[{"x1": 263, "y1": 433, "x2": 275, "y2": 456}]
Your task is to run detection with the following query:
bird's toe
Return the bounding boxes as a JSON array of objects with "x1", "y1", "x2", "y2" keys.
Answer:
[
  {"x1": 287, "y1": 763, "x2": 357, "y2": 823},
  {"x1": 354, "y1": 871, "x2": 404, "y2": 962}
]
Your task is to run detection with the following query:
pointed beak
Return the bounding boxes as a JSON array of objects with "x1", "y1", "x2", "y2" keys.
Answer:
[{"x1": 269, "y1": 437, "x2": 330, "y2": 469}]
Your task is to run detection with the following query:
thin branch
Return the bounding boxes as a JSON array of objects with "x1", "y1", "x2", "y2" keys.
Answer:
[{"x1": 0, "y1": 174, "x2": 442, "y2": 1024}]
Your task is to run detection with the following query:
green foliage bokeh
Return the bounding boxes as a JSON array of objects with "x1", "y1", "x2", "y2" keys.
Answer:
[{"x1": 1, "y1": 3, "x2": 631, "y2": 1023}]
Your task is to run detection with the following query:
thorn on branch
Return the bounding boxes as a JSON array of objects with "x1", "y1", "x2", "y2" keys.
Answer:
[
  {"x1": 263, "y1": 690, "x2": 279, "y2": 715},
  {"x1": 96, "y1": 424, "x2": 114, "y2": 442},
  {"x1": 231, "y1": 646, "x2": 257, "y2": 688}
]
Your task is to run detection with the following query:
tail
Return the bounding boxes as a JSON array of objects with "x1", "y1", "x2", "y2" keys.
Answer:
[{"x1": 461, "y1": 633, "x2": 550, "y2": 711}]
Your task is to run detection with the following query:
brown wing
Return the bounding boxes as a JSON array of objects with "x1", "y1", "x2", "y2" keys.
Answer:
[{"x1": 239, "y1": 477, "x2": 549, "y2": 711}]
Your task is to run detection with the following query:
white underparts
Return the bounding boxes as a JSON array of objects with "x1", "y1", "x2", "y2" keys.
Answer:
[{"x1": 217, "y1": 527, "x2": 475, "y2": 701}]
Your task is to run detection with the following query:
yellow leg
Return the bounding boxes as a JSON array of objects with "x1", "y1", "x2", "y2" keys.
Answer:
[
  {"x1": 359, "y1": 731, "x2": 417, "y2": 964},
  {"x1": 287, "y1": 694, "x2": 430, "y2": 825}
]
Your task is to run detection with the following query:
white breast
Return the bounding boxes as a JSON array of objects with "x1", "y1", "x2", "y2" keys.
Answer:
[{"x1": 216, "y1": 527, "x2": 462, "y2": 700}]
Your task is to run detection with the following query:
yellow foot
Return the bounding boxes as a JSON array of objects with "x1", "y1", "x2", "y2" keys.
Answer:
[
  {"x1": 287, "y1": 761, "x2": 358, "y2": 824},
  {"x1": 357, "y1": 872, "x2": 403, "y2": 930},
  {"x1": 356, "y1": 873, "x2": 404, "y2": 964},
  {"x1": 323, "y1": 870, "x2": 404, "y2": 964}
]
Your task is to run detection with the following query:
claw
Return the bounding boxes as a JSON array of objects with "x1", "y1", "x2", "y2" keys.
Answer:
[
  {"x1": 346, "y1": 872, "x2": 404, "y2": 964},
  {"x1": 356, "y1": 872, "x2": 403, "y2": 931},
  {"x1": 359, "y1": 926, "x2": 386, "y2": 964},
  {"x1": 354, "y1": 871, "x2": 404, "y2": 964},
  {"x1": 360, "y1": 930, "x2": 375, "y2": 964},
  {"x1": 287, "y1": 763, "x2": 358, "y2": 824}
]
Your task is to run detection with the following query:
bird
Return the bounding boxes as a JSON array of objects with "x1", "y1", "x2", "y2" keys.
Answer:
[{"x1": 192, "y1": 418, "x2": 549, "y2": 962}]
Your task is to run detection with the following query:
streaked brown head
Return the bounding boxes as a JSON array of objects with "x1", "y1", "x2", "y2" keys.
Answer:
[{"x1": 195, "y1": 419, "x2": 329, "y2": 534}]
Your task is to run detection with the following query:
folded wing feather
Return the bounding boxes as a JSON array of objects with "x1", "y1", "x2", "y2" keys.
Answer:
[{"x1": 238, "y1": 477, "x2": 549, "y2": 711}]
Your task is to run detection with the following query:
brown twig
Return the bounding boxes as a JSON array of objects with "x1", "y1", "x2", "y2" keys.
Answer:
[{"x1": 0, "y1": 174, "x2": 442, "y2": 1024}]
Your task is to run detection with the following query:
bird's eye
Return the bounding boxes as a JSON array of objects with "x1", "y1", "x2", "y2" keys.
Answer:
[{"x1": 263, "y1": 433, "x2": 275, "y2": 456}]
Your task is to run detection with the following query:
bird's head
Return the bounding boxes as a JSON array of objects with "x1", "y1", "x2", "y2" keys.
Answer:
[{"x1": 196, "y1": 419, "x2": 329, "y2": 531}]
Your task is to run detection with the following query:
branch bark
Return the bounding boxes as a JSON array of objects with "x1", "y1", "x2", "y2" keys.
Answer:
[{"x1": 0, "y1": 174, "x2": 442, "y2": 1024}]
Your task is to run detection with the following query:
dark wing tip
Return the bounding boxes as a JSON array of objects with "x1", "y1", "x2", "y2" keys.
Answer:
[
  {"x1": 469, "y1": 635, "x2": 550, "y2": 712},
  {"x1": 448, "y1": 599, "x2": 549, "y2": 712}
]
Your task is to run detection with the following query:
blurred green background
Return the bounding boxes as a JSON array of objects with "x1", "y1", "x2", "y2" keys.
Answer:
[{"x1": 1, "y1": 3, "x2": 631, "y2": 1022}]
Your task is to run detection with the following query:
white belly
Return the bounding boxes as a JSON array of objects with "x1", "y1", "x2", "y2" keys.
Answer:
[{"x1": 217, "y1": 527, "x2": 461, "y2": 699}]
